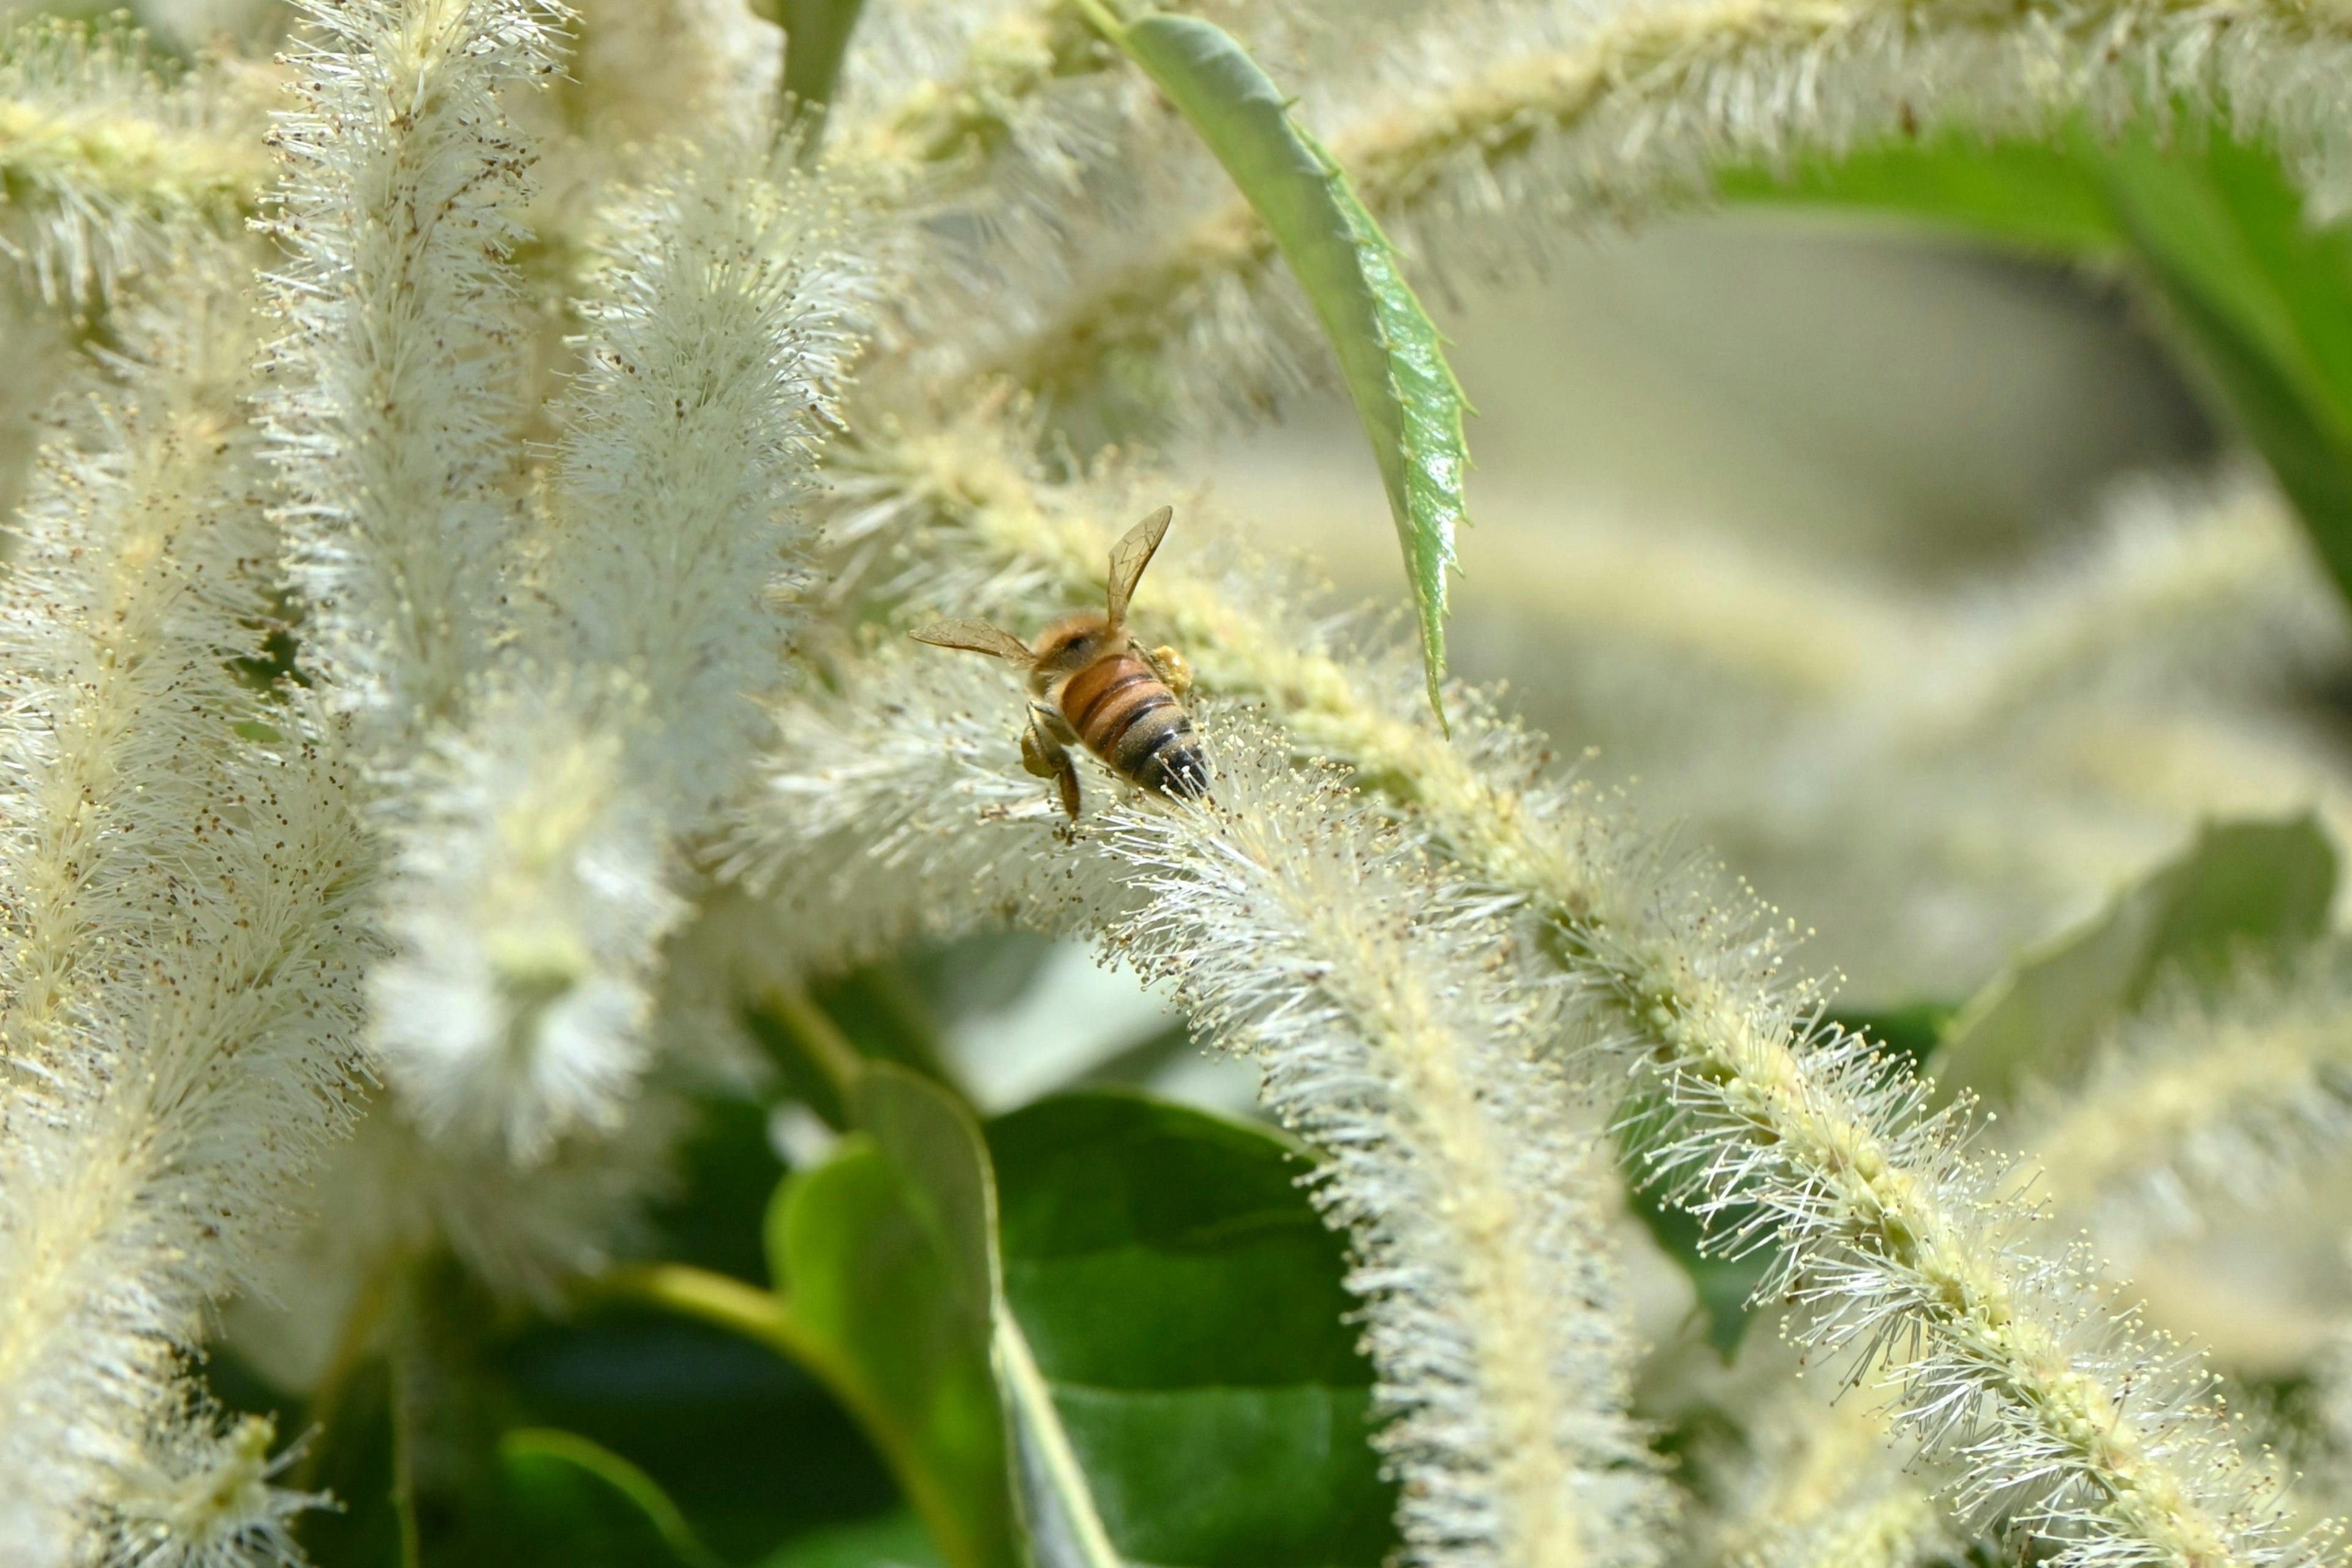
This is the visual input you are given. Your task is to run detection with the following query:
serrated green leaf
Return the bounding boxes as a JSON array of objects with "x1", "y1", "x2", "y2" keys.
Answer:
[
  {"x1": 1107, "y1": 11, "x2": 1471, "y2": 722},
  {"x1": 1932, "y1": 814, "x2": 2337, "y2": 1109},
  {"x1": 986, "y1": 1092, "x2": 1397, "y2": 1568}
]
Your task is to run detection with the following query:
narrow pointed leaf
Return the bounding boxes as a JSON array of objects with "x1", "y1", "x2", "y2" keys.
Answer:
[
  {"x1": 1717, "y1": 132, "x2": 2124, "y2": 256},
  {"x1": 1108, "y1": 12, "x2": 1471, "y2": 720}
]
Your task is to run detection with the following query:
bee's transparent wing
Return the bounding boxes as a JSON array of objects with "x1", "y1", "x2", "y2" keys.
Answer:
[
  {"x1": 1106, "y1": 505, "x2": 1174, "y2": 630},
  {"x1": 910, "y1": 619, "x2": 1036, "y2": 664}
]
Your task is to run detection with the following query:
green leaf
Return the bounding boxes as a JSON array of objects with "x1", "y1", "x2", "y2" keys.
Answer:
[
  {"x1": 1825, "y1": 1003, "x2": 1956, "y2": 1068},
  {"x1": 649, "y1": 1093, "x2": 790, "y2": 1285},
  {"x1": 499, "y1": 1428, "x2": 725, "y2": 1568},
  {"x1": 1104, "y1": 10, "x2": 1471, "y2": 722},
  {"x1": 1721, "y1": 119, "x2": 2352, "y2": 614},
  {"x1": 997, "y1": 1312, "x2": 1126, "y2": 1568},
  {"x1": 2101, "y1": 132, "x2": 2352, "y2": 599},
  {"x1": 835, "y1": 1069, "x2": 1131, "y2": 1568},
  {"x1": 853, "y1": 1066, "x2": 1001, "y2": 1323},
  {"x1": 1718, "y1": 132, "x2": 2125, "y2": 257},
  {"x1": 1932, "y1": 814, "x2": 2337, "y2": 1108},
  {"x1": 758, "y1": 1509, "x2": 945, "y2": 1568},
  {"x1": 761, "y1": 0, "x2": 867, "y2": 131},
  {"x1": 1623, "y1": 1182, "x2": 1770, "y2": 1359},
  {"x1": 503, "y1": 1299, "x2": 897, "y2": 1562},
  {"x1": 1613, "y1": 1089, "x2": 1771, "y2": 1358},
  {"x1": 778, "y1": 1073, "x2": 1394, "y2": 1568},
  {"x1": 290, "y1": 1353, "x2": 405, "y2": 1567},
  {"x1": 986, "y1": 1092, "x2": 1397, "y2": 1568},
  {"x1": 282, "y1": 1096, "x2": 900, "y2": 1568},
  {"x1": 510, "y1": 1093, "x2": 899, "y2": 1561},
  {"x1": 768, "y1": 1069, "x2": 1020, "y2": 1568}
]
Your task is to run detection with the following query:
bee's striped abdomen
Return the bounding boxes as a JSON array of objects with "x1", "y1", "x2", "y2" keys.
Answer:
[{"x1": 1060, "y1": 654, "x2": 1210, "y2": 800}]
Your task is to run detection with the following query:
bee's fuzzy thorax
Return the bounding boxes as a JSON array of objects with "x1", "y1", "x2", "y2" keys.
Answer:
[{"x1": 1027, "y1": 611, "x2": 1115, "y2": 692}]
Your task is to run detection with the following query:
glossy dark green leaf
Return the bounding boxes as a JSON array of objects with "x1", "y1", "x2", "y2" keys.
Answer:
[
  {"x1": 499, "y1": 1428, "x2": 725, "y2": 1568},
  {"x1": 1825, "y1": 1003, "x2": 1956, "y2": 1068},
  {"x1": 1625, "y1": 1184, "x2": 1770, "y2": 1359},
  {"x1": 1107, "y1": 12, "x2": 1471, "y2": 722},
  {"x1": 767, "y1": 1068, "x2": 1020, "y2": 1568},
  {"x1": 1933, "y1": 813, "x2": 2337, "y2": 1107},
  {"x1": 1613, "y1": 1089, "x2": 1770, "y2": 1358},
  {"x1": 987, "y1": 1092, "x2": 1397, "y2": 1568},
  {"x1": 758, "y1": 1509, "x2": 944, "y2": 1568},
  {"x1": 510, "y1": 1093, "x2": 896, "y2": 1561}
]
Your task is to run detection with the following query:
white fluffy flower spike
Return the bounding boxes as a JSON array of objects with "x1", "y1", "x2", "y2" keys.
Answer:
[
  {"x1": 1097, "y1": 725, "x2": 1670, "y2": 1568},
  {"x1": 259, "y1": 0, "x2": 560, "y2": 745},
  {"x1": 368, "y1": 137, "x2": 869, "y2": 1159},
  {"x1": 0, "y1": 243, "x2": 366, "y2": 1568}
]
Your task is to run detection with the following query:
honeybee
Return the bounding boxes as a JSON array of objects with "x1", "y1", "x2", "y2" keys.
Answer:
[{"x1": 913, "y1": 505, "x2": 1209, "y2": 819}]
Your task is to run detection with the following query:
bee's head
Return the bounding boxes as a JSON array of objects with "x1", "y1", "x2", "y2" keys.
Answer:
[{"x1": 1029, "y1": 612, "x2": 1114, "y2": 688}]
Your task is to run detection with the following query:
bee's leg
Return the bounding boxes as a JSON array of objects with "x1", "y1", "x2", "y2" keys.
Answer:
[
  {"x1": 1141, "y1": 643, "x2": 1194, "y2": 701},
  {"x1": 1021, "y1": 710, "x2": 1082, "y2": 820}
]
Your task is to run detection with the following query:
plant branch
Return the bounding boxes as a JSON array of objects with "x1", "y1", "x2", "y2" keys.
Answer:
[{"x1": 758, "y1": 984, "x2": 868, "y2": 1109}]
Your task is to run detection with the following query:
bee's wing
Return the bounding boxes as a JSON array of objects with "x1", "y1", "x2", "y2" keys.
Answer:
[
  {"x1": 1105, "y1": 505, "x2": 1174, "y2": 631},
  {"x1": 910, "y1": 618, "x2": 1036, "y2": 664}
]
